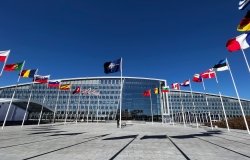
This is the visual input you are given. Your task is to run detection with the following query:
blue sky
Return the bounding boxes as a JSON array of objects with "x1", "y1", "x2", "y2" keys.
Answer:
[{"x1": 0, "y1": 0, "x2": 249, "y2": 99}]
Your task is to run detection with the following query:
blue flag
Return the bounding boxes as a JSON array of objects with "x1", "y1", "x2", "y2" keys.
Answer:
[{"x1": 104, "y1": 58, "x2": 121, "y2": 74}]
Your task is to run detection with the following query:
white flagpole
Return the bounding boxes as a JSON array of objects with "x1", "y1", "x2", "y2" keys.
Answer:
[
  {"x1": 21, "y1": 69, "x2": 38, "y2": 128},
  {"x1": 179, "y1": 89, "x2": 186, "y2": 127},
  {"x1": 214, "y1": 71, "x2": 230, "y2": 131},
  {"x1": 119, "y1": 58, "x2": 123, "y2": 128},
  {"x1": 87, "y1": 92, "x2": 91, "y2": 123},
  {"x1": 53, "y1": 88, "x2": 60, "y2": 123},
  {"x1": 241, "y1": 49, "x2": 250, "y2": 73},
  {"x1": 2, "y1": 61, "x2": 25, "y2": 129},
  {"x1": 38, "y1": 85, "x2": 47, "y2": 126},
  {"x1": 64, "y1": 86, "x2": 71, "y2": 124},
  {"x1": 226, "y1": 58, "x2": 250, "y2": 134},
  {"x1": 189, "y1": 80, "x2": 199, "y2": 128},
  {"x1": 149, "y1": 90, "x2": 153, "y2": 124},
  {"x1": 0, "y1": 50, "x2": 10, "y2": 77},
  {"x1": 169, "y1": 89, "x2": 174, "y2": 125},
  {"x1": 202, "y1": 78, "x2": 213, "y2": 130},
  {"x1": 76, "y1": 82, "x2": 83, "y2": 124}
]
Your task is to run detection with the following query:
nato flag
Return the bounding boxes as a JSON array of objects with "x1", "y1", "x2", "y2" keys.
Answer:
[{"x1": 104, "y1": 58, "x2": 121, "y2": 74}]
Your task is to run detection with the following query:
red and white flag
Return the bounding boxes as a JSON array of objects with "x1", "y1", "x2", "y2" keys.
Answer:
[
  {"x1": 0, "y1": 50, "x2": 10, "y2": 62},
  {"x1": 171, "y1": 83, "x2": 180, "y2": 90},
  {"x1": 200, "y1": 69, "x2": 215, "y2": 79}
]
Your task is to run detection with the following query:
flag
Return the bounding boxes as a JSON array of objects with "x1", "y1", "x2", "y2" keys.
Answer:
[
  {"x1": 180, "y1": 80, "x2": 190, "y2": 87},
  {"x1": 213, "y1": 59, "x2": 229, "y2": 71},
  {"x1": 192, "y1": 74, "x2": 202, "y2": 82},
  {"x1": 143, "y1": 90, "x2": 151, "y2": 97},
  {"x1": 73, "y1": 86, "x2": 81, "y2": 94},
  {"x1": 4, "y1": 62, "x2": 24, "y2": 71},
  {"x1": 20, "y1": 69, "x2": 37, "y2": 78},
  {"x1": 48, "y1": 80, "x2": 61, "y2": 88},
  {"x1": 154, "y1": 88, "x2": 159, "y2": 94},
  {"x1": 0, "y1": 50, "x2": 10, "y2": 62},
  {"x1": 237, "y1": 11, "x2": 250, "y2": 31},
  {"x1": 60, "y1": 84, "x2": 71, "y2": 90},
  {"x1": 104, "y1": 58, "x2": 121, "y2": 74},
  {"x1": 34, "y1": 75, "x2": 50, "y2": 83},
  {"x1": 200, "y1": 69, "x2": 215, "y2": 79},
  {"x1": 239, "y1": 0, "x2": 250, "y2": 10},
  {"x1": 171, "y1": 83, "x2": 180, "y2": 90},
  {"x1": 162, "y1": 86, "x2": 169, "y2": 93},
  {"x1": 226, "y1": 33, "x2": 250, "y2": 52}
]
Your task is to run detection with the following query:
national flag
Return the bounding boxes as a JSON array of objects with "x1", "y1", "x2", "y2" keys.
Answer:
[
  {"x1": 154, "y1": 88, "x2": 159, "y2": 94},
  {"x1": 0, "y1": 50, "x2": 10, "y2": 62},
  {"x1": 192, "y1": 74, "x2": 202, "y2": 82},
  {"x1": 171, "y1": 83, "x2": 180, "y2": 90},
  {"x1": 34, "y1": 75, "x2": 50, "y2": 83},
  {"x1": 4, "y1": 62, "x2": 24, "y2": 71},
  {"x1": 237, "y1": 11, "x2": 250, "y2": 31},
  {"x1": 239, "y1": 0, "x2": 250, "y2": 10},
  {"x1": 104, "y1": 58, "x2": 121, "y2": 74},
  {"x1": 60, "y1": 84, "x2": 71, "y2": 90},
  {"x1": 73, "y1": 86, "x2": 81, "y2": 94},
  {"x1": 20, "y1": 69, "x2": 37, "y2": 78},
  {"x1": 213, "y1": 59, "x2": 229, "y2": 71},
  {"x1": 143, "y1": 90, "x2": 151, "y2": 97},
  {"x1": 200, "y1": 69, "x2": 215, "y2": 79},
  {"x1": 226, "y1": 33, "x2": 250, "y2": 52},
  {"x1": 180, "y1": 80, "x2": 190, "y2": 87},
  {"x1": 162, "y1": 86, "x2": 169, "y2": 93},
  {"x1": 48, "y1": 80, "x2": 61, "y2": 88}
]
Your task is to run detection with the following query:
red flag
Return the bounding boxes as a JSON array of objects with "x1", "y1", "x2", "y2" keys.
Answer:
[
  {"x1": 143, "y1": 90, "x2": 151, "y2": 97},
  {"x1": 200, "y1": 69, "x2": 215, "y2": 79},
  {"x1": 73, "y1": 86, "x2": 81, "y2": 94},
  {"x1": 192, "y1": 74, "x2": 202, "y2": 82},
  {"x1": 0, "y1": 50, "x2": 10, "y2": 62},
  {"x1": 171, "y1": 83, "x2": 180, "y2": 90}
]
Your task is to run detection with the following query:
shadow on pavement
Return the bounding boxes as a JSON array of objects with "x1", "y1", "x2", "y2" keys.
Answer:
[
  {"x1": 170, "y1": 130, "x2": 222, "y2": 139},
  {"x1": 48, "y1": 132, "x2": 85, "y2": 136},
  {"x1": 140, "y1": 135, "x2": 167, "y2": 140},
  {"x1": 103, "y1": 135, "x2": 137, "y2": 140}
]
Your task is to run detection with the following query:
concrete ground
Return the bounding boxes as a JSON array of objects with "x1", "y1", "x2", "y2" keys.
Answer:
[{"x1": 0, "y1": 122, "x2": 250, "y2": 160}]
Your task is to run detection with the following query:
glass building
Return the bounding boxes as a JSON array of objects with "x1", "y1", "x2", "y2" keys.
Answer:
[
  {"x1": 168, "y1": 90, "x2": 250, "y2": 122},
  {"x1": 0, "y1": 76, "x2": 250, "y2": 124},
  {"x1": 0, "y1": 77, "x2": 167, "y2": 122}
]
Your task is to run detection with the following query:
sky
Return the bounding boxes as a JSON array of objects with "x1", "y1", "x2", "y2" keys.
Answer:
[{"x1": 0, "y1": 0, "x2": 249, "y2": 99}]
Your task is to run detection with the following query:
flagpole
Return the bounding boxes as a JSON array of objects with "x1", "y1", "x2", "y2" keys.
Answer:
[
  {"x1": 214, "y1": 71, "x2": 230, "y2": 131},
  {"x1": 179, "y1": 89, "x2": 186, "y2": 127},
  {"x1": 0, "y1": 50, "x2": 10, "y2": 77},
  {"x1": 241, "y1": 49, "x2": 250, "y2": 73},
  {"x1": 87, "y1": 92, "x2": 91, "y2": 123},
  {"x1": 189, "y1": 80, "x2": 199, "y2": 128},
  {"x1": 201, "y1": 78, "x2": 213, "y2": 130},
  {"x1": 169, "y1": 89, "x2": 174, "y2": 125},
  {"x1": 76, "y1": 82, "x2": 83, "y2": 124},
  {"x1": 21, "y1": 69, "x2": 38, "y2": 128},
  {"x1": 2, "y1": 60, "x2": 25, "y2": 129},
  {"x1": 53, "y1": 88, "x2": 60, "y2": 123},
  {"x1": 64, "y1": 86, "x2": 71, "y2": 124},
  {"x1": 38, "y1": 84, "x2": 48, "y2": 126},
  {"x1": 149, "y1": 90, "x2": 153, "y2": 124},
  {"x1": 226, "y1": 58, "x2": 250, "y2": 134},
  {"x1": 158, "y1": 85, "x2": 164, "y2": 124},
  {"x1": 119, "y1": 57, "x2": 123, "y2": 128}
]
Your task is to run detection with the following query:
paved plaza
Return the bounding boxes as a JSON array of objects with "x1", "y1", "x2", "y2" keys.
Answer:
[{"x1": 0, "y1": 122, "x2": 250, "y2": 160}]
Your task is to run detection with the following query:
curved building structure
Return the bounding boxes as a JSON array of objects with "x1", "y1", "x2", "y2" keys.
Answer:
[
  {"x1": 0, "y1": 77, "x2": 167, "y2": 123},
  {"x1": 0, "y1": 76, "x2": 249, "y2": 124}
]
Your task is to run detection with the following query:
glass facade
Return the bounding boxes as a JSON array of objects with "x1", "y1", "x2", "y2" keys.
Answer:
[
  {"x1": 0, "y1": 77, "x2": 166, "y2": 122},
  {"x1": 168, "y1": 90, "x2": 250, "y2": 121},
  {"x1": 1, "y1": 77, "x2": 250, "y2": 123}
]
